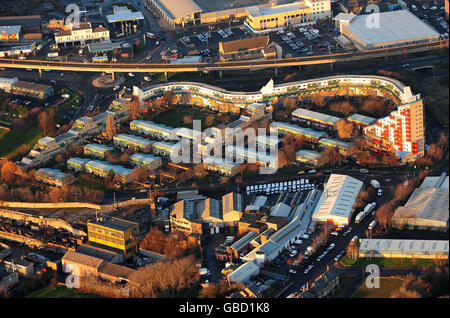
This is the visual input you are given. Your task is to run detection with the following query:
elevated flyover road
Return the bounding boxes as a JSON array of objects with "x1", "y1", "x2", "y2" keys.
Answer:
[{"x1": 0, "y1": 40, "x2": 447, "y2": 74}]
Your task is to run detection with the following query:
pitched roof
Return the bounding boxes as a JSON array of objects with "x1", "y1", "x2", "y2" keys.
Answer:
[
  {"x1": 152, "y1": 0, "x2": 202, "y2": 20},
  {"x1": 62, "y1": 250, "x2": 105, "y2": 269},
  {"x1": 220, "y1": 36, "x2": 270, "y2": 54}
]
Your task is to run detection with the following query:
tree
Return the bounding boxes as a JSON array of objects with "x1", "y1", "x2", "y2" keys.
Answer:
[
  {"x1": 336, "y1": 119, "x2": 359, "y2": 139},
  {"x1": 0, "y1": 160, "x2": 17, "y2": 183},
  {"x1": 129, "y1": 99, "x2": 141, "y2": 120},
  {"x1": 183, "y1": 115, "x2": 193, "y2": 125},
  {"x1": 105, "y1": 114, "x2": 116, "y2": 140},
  {"x1": 38, "y1": 109, "x2": 55, "y2": 134}
]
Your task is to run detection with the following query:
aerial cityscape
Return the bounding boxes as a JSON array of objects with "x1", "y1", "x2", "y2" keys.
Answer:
[{"x1": 0, "y1": 0, "x2": 448, "y2": 304}]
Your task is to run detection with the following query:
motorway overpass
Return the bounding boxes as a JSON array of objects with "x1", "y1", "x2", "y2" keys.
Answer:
[{"x1": 0, "y1": 40, "x2": 448, "y2": 77}]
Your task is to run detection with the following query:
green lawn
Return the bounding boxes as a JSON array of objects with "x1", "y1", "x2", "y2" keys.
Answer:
[
  {"x1": 27, "y1": 286, "x2": 103, "y2": 298},
  {"x1": 352, "y1": 277, "x2": 403, "y2": 298},
  {"x1": 0, "y1": 125, "x2": 43, "y2": 158},
  {"x1": 341, "y1": 256, "x2": 442, "y2": 268}
]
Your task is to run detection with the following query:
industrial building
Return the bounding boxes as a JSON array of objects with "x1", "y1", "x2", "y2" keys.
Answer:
[
  {"x1": 227, "y1": 260, "x2": 260, "y2": 284},
  {"x1": 312, "y1": 174, "x2": 363, "y2": 226},
  {"x1": 358, "y1": 239, "x2": 449, "y2": 260},
  {"x1": 84, "y1": 143, "x2": 114, "y2": 159},
  {"x1": 113, "y1": 133, "x2": 153, "y2": 152},
  {"x1": 35, "y1": 168, "x2": 75, "y2": 187},
  {"x1": 0, "y1": 15, "x2": 41, "y2": 33},
  {"x1": 391, "y1": 173, "x2": 449, "y2": 231},
  {"x1": 87, "y1": 217, "x2": 139, "y2": 259},
  {"x1": 85, "y1": 160, "x2": 135, "y2": 183},
  {"x1": 130, "y1": 153, "x2": 162, "y2": 170},
  {"x1": 333, "y1": 10, "x2": 440, "y2": 51},
  {"x1": 3, "y1": 258, "x2": 34, "y2": 278}
]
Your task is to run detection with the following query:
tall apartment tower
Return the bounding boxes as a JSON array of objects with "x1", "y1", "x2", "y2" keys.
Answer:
[
  {"x1": 363, "y1": 99, "x2": 425, "y2": 161},
  {"x1": 304, "y1": 0, "x2": 332, "y2": 20}
]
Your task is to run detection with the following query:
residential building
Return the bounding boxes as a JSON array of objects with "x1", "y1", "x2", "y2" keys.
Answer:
[
  {"x1": 85, "y1": 160, "x2": 135, "y2": 183},
  {"x1": 347, "y1": 113, "x2": 376, "y2": 128},
  {"x1": 113, "y1": 133, "x2": 153, "y2": 152},
  {"x1": 84, "y1": 143, "x2": 114, "y2": 159},
  {"x1": 391, "y1": 173, "x2": 449, "y2": 231},
  {"x1": 130, "y1": 120, "x2": 174, "y2": 140},
  {"x1": 318, "y1": 137, "x2": 354, "y2": 155},
  {"x1": 35, "y1": 168, "x2": 75, "y2": 187},
  {"x1": 130, "y1": 153, "x2": 162, "y2": 170},
  {"x1": 270, "y1": 121, "x2": 328, "y2": 143},
  {"x1": 67, "y1": 157, "x2": 90, "y2": 172},
  {"x1": 291, "y1": 108, "x2": 342, "y2": 130},
  {"x1": 11, "y1": 81, "x2": 54, "y2": 99},
  {"x1": 87, "y1": 217, "x2": 139, "y2": 259},
  {"x1": 296, "y1": 149, "x2": 322, "y2": 165},
  {"x1": 305, "y1": 266, "x2": 339, "y2": 298},
  {"x1": 363, "y1": 99, "x2": 425, "y2": 162},
  {"x1": 152, "y1": 141, "x2": 179, "y2": 157},
  {"x1": 312, "y1": 174, "x2": 363, "y2": 226},
  {"x1": 203, "y1": 157, "x2": 241, "y2": 177}
]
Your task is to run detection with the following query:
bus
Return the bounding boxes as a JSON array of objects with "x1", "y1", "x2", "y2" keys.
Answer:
[{"x1": 92, "y1": 55, "x2": 108, "y2": 63}]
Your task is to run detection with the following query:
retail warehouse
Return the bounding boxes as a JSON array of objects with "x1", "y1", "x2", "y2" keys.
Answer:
[{"x1": 333, "y1": 10, "x2": 440, "y2": 51}]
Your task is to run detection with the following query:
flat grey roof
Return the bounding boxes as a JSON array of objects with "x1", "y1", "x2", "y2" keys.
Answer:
[{"x1": 344, "y1": 10, "x2": 440, "y2": 46}]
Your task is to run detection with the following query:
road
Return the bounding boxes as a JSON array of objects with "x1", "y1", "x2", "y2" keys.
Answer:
[{"x1": 0, "y1": 40, "x2": 447, "y2": 74}]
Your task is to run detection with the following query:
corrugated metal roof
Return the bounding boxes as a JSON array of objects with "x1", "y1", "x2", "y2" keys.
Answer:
[
  {"x1": 152, "y1": 0, "x2": 202, "y2": 20},
  {"x1": 344, "y1": 10, "x2": 439, "y2": 47},
  {"x1": 62, "y1": 250, "x2": 105, "y2": 269}
]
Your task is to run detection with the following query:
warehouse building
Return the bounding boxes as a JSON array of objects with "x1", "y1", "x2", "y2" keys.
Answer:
[
  {"x1": 130, "y1": 153, "x2": 162, "y2": 170},
  {"x1": 333, "y1": 10, "x2": 440, "y2": 51},
  {"x1": 0, "y1": 15, "x2": 41, "y2": 33},
  {"x1": 391, "y1": 173, "x2": 449, "y2": 231},
  {"x1": 84, "y1": 143, "x2": 114, "y2": 159},
  {"x1": 35, "y1": 168, "x2": 75, "y2": 187},
  {"x1": 358, "y1": 239, "x2": 449, "y2": 260},
  {"x1": 226, "y1": 260, "x2": 260, "y2": 284},
  {"x1": 296, "y1": 149, "x2": 322, "y2": 165},
  {"x1": 113, "y1": 133, "x2": 153, "y2": 152},
  {"x1": 87, "y1": 217, "x2": 139, "y2": 259},
  {"x1": 148, "y1": 0, "x2": 202, "y2": 28},
  {"x1": 291, "y1": 108, "x2": 342, "y2": 130},
  {"x1": 85, "y1": 160, "x2": 135, "y2": 183},
  {"x1": 312, "y1": 174, "x2": 363, "y2": 226}
]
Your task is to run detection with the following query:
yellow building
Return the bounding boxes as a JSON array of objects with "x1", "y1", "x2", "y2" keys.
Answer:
[
  {"x1": 87, "y1": 217, "x2": 139, "y2": 259},
  {"x1": 245, "y1": 2, "x2": 312, "y2": 32}
]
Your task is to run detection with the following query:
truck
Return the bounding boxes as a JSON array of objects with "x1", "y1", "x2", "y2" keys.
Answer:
[
  {"x1": 157, "y1": 196, "x2": 170, "y2": 205},
  {"x1": 368, "y1": 221, "x2": 377, "y2": 231},
  {"x1": 370, "y1": 179, "x2": 380, "y2": 189}
]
